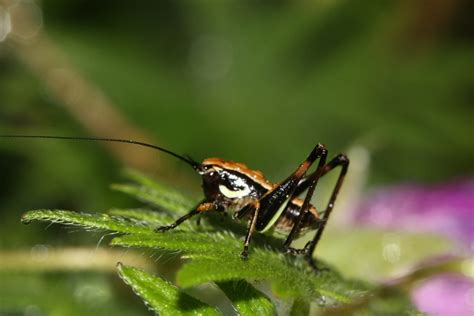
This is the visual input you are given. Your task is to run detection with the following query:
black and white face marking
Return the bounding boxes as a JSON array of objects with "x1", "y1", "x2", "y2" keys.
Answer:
[
  {"x1": 218, "y1": 177, "x2": 251, "y2": 199},
  {"x1": 200, "y1": 164, "x2": 268, "y2": 205}
]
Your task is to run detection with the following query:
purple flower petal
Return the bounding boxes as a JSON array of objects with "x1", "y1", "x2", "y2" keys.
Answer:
[
  {"x1": 412, "y1": 274, "x2": 474, "y2": 316},
  {"x1": 354, "y1": 179, "x2": 474, "y2": 315},
  {"x1": 354, "y1": 178, "x2": 474, "y2": 248}
]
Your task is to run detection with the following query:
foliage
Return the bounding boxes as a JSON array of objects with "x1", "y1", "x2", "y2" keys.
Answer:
[
  {"x1": 19, "y1": 170, "x2": 425, "y2": 315},
  {"x1": 117, "y1": 263, "x2": 221, "y2": 316}
]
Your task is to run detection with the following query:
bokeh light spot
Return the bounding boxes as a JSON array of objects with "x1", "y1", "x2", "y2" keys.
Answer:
[
  {"x1": 8, "y1": 0, "x2": 43, "y2": 42},
  {"x1": 74, "y1": 283, "x2": 111, "y2": 305},
  {"x1": 30, "y1": 244, "x2": 50, "y2": 262},
  {"x1": 0, "y1": 7, "x2": 12, "y2": 42},
  {"x1": 382, "y1": 233, "x2": 401, "y2": 264}
]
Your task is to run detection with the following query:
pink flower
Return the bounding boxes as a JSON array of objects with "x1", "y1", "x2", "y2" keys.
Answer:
[
  {"x1": 355, "y1": 178, "x2": 474, "y2": 249},
  {"x1": 354, "y1": 178, "x2": 474, "y2": 315},
  {"x1": 413, "y1": 274, "x2": 474, "y2": 316}
]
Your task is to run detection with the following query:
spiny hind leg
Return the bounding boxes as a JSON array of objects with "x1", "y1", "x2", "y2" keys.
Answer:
[
  {"x1": 241, "y1": 143, "x2": 328, "y2": 259},
  {"x1": 305, "y1": 155, "x2": 349, "y2": 271},
  {"x1": 281, "y1": 154, "x2": 349, "y2": 272}
]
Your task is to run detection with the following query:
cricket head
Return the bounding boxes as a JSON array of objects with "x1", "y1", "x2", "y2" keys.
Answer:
[{"x1": 197, "y1": 158, "x2": 272, "y2": 211}]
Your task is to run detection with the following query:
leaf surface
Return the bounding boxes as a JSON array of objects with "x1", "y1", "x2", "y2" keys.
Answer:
[
  {"x1": 117, "y1": 263, "x2": 221, "y2": 316},
  {"x1": 217, "y1": 280, "x2": 276, "y2": 316},
  {"x1": 22, "y1": 209, "x2": 154, "y2": 235}
]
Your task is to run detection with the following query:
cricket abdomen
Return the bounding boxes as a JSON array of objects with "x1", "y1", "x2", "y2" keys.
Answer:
[{"x1": 274, "y1": 198, "x2": 321, "y2": 235}]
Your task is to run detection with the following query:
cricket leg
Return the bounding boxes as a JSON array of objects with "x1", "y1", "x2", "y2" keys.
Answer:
[
  {"x1": 240, "y1": 144, "x2": 328, "y2": 259},
  {"x1": 155, "y1": 200, "x2": 212, "y2": 232},
  {"x1": 240, "y1": 201, "x2": 260, "y2": 259},
  {"x1": 254, "y1": 144, "x2": 328, "y2": 232},
  {"x1": 281, "y1": 149, "x2": 328, "y2": 253},
  {"x1": 304, "y1": 154, "x2": 349, "y2": 271}
]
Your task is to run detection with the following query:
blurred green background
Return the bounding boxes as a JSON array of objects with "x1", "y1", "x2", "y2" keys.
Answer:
[{"x1": 0, "y1": 0, "x2": 473, "y2": 315}]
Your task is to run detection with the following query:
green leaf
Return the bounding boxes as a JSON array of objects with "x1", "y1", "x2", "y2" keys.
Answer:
[
  {"x1": 290, "y1": 299, "x2": 310, "y2": 316},
  {"x1": 111, "y1": 231, "x2": 240, "y2": 255},
  {"x1": 177, "y1": 254, "x2": 366, "y2": 304},
  {"x1": 112, "y1": 169, "x2": 196, "y2": 215},
  {"x1": 111, "y1": 232, "x2": 369, "y2": 303},
  {"x1": 21, "y1": 209, "x2": 154, "y2": 235},
  {"x1": 107, "y1": 208, "x2": 176, "y2": 225},
  {"x1": 21, "y1": 192, "x2": 370, "y2": 309},
  {"x1": 217, "y1": 280, "x2": 276, "y2": 316},
  {"x1": 117, "y1": 263, "x2": 221, "y2": 316}
]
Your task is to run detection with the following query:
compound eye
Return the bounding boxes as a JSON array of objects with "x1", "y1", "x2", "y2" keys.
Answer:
[{"x1": 204, "y1": 166, "x2": 220, "y2": 178}]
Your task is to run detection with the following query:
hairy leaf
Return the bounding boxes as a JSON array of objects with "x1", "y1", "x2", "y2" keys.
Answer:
[
  {"x1": 217, "y1": 280, "x2": 276, "y2": 316},
  {"x1": 111, "y1": 231, "x2": 240, "y2": 255},
  {"x1": 177, "y1": 255, "x2": 366, "y2": 303},
  {"x1": 21, "y1": 209, "x2": 154, "y2": 235},
  {"x1": 111, "y1": 232, "x2": 368, "y2": 303},
  {"x1": 117, "y1": 263, "x2": 220, "y2": 316},
  {"x1": 107, "y1": 208, "x2": 176, "y2": 225},
  {"x1": 107, "y1": 208, "x2": 198, "y2": 232}
]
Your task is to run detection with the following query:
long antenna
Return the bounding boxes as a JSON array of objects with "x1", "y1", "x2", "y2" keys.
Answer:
[{"x1": 0, "y1": 135, "x2": 200, "y2": 169}]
